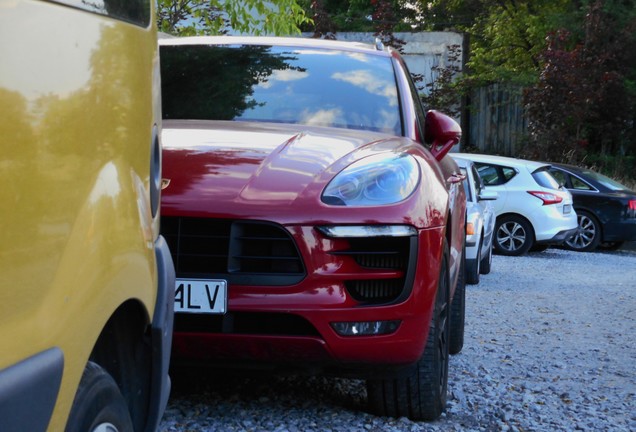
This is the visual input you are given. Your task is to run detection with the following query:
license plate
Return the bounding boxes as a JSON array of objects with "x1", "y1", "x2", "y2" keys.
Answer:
[
  {"x1": 174, "y1": 279, "x2": 227, "y2": 314},
  {"x1": 563, "y1": 204, "x2": 572, "y2": 214}
]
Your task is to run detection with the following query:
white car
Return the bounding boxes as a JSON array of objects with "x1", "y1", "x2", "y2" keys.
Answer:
[
  {"x1": 452, "y1": 156, "x2": 498, "y2": 284},
  {"x1": 454, "y1": 154, "x2": 578, "y2": 256}
]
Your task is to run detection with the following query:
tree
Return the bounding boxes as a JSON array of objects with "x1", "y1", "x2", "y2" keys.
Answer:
[
  {"x1": 424, "y1": 0, "x2": 573, "y2": 86},
  {"x1": 157, "y1": 0, "x2": 312, "y2": 36},
  {"x1": 524, "y1": 0, "x2": 636, "y2": 165}
]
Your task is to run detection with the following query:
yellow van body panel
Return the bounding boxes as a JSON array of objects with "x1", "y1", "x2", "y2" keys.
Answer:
[{"x1": 0, "y1": 1, "x2": 170, "y2": 430}]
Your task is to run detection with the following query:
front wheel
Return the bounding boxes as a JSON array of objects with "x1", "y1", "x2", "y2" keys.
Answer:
[
  {"x1": 494, "y1": 215, "x2": 534, "y2": 256},
  {"x1": 465, "y1": 239, "x2": 481, "y2": 285},
  {"x1": 480, "y1": 243, "x2": 493, "y2": 275},
  {"x1": 65, "y1": 362, "x2": 133, "y2": 432},
  {"x1": 367, "y1": 243, "x2": 450, "y2": 421}
]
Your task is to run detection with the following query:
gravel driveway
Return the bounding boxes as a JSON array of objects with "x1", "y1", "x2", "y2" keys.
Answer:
[{"x1": 160, "y1": 245, "x2": 636, "y2": 432}]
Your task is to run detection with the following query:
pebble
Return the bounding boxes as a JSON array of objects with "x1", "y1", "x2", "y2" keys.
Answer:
[{"x1": 160, "y1": 247, "x2": 636, "y2": 432}]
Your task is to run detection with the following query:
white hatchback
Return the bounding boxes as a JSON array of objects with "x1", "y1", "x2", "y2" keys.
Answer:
[{"x1": 454, "y1": 154, "x2": 578, "y2": 256}]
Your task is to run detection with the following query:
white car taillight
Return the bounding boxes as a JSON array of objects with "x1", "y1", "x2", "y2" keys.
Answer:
[{"x1": 527, "y1": 191, "x2": 563, "y2": 205}]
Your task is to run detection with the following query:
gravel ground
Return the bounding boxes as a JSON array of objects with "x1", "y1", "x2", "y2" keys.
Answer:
[{"x1": 160, "y1": 245, "x2": 636, "y2": 432}]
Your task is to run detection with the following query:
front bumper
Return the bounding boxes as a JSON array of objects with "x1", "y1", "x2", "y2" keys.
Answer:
[{"x1": 169, "y1": 223, "x2": 446, "y2": 372}]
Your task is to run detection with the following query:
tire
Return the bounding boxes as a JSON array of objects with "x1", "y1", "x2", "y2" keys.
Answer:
[
  {"x1": 65, "y1": 362, "x2": 133, "y2": 432},
  {"x1": 565, "y1": 210, "x2": 601, "y2": 252},
  {"x1": 367, "y1": 243, "x2": 450, "y2": 421},
  {"x1": 449, "y1": 246, "x2": 465, "y2": 355},
  {"x1": 465, "y1": 239, "x2": 481, "y2": 285},
  {"x1": 494, "y1": 215, "x2": 534, "y2": 256},
  {"x1": 480, "y1": 243, "x2": 492, "y2": 275}
]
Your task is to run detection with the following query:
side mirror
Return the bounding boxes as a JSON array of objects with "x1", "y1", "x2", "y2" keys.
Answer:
[
  {"x1": 478, "y1": 189, "x2": 498, "y2": 201},
  {"x1": 424, "y1": 110, "x2": 462, "y2": 162}
]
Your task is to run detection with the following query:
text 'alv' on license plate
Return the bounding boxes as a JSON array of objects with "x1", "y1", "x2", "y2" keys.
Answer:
[{"x1": 174, "y1": 279, "x2": 227, "y2": 314}]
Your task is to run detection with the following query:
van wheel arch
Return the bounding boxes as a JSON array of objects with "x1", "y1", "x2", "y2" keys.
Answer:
[{"x1": 89, "y1": 300, "x2": 152, "y2": 431}]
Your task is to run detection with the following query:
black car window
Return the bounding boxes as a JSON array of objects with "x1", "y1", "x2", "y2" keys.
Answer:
[
  {"x1": 475, "y1": 163, "x2": 517, "y2": 186},
  {"x1": 571, "y1": 176, "x2": 594, "y2": 190},
  {"x1": 476, "y1": 164, "x2": 499, "y2": 185},
  {"x1": 160, "y1": 44, "x2": 401, "y2": 135},
  {"x1": 532, "y1": 167, "x2": 561, "y2": 190},
  {"x1": 548, "y1": 168, "x2": 567, "y2": 187}
]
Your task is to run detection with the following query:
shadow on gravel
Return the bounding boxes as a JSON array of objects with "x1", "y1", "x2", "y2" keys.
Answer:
[
  {"x1": 520, "y1": 244, "x2": 636, "y2": 260},
  {"x1": 169, "y1": 366, "x2": 368, "y2": 414}
]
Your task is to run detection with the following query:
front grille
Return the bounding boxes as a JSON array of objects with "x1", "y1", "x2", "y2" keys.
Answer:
[
  {"x1": 162, "y1": 217, "x2": 305, "y2": 286},
  {"x1": 333, "y1": 236, "x2": 416, "y2": 304}
]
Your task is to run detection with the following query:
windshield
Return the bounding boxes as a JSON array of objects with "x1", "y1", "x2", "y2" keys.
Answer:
[{"x1": 160, "y1": 44, "x2": 401, "y2": 135}]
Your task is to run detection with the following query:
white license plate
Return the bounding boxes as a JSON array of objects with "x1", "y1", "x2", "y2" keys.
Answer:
[{"x1": 174, "y1": 279, "x2": 227, "y2": 314}]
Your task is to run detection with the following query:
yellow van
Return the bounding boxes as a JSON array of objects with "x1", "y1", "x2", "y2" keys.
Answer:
[{"x1": 0, "y1": 1, "x2": 174, "y2": 431}]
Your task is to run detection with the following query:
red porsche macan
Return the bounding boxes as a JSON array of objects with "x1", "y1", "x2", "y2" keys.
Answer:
[{"x1": 159, "y1": 36, "x2": 467, "y2": 420}]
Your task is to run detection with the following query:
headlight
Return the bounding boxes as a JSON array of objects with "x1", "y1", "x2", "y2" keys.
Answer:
[{"x1": 322, "y1": 153, "x2": 420, "y2": 206}]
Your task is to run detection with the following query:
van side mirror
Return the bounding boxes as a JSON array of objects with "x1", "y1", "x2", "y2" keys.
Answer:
[{"x1": 424, "y1": 110, "x2": 462, "y2": 162}]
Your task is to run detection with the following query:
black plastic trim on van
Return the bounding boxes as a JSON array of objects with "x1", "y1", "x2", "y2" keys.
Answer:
[
  {"x1": 0, "y1": 347, "x2": 64, "y2": 432},
  {"x1": 144, "y1": 235, "x2": 176, "y2": 432}
]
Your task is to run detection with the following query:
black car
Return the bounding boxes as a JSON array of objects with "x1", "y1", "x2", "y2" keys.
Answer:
[{"x1": 548, "y1": 163, "x2": 636, "y2": 252}]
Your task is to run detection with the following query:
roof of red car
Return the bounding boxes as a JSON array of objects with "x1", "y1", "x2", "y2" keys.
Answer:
[{"x1": 158, "y1": 35, "x2": 390, "y2": 55}]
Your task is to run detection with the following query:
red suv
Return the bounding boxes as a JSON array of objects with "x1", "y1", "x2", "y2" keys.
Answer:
[{"x1": 160, "y1": 36, "x2": 466, "y2": 420}]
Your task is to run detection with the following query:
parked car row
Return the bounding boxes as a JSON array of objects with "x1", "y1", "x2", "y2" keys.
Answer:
[
  {"x1": 452, "y1": 154, "x2": 636, "y2": 255},
  {"x1": 157, "y1": 36, "x2": 636, "y2": 426}
]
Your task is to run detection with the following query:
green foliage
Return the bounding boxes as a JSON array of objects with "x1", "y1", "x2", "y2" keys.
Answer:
[
  {"x1": 582, "y1": 154, "x2": 636, "y2": 191},
  {"x1": 299, "y1": 0, "x2": 417, "y2": 35},
  {"x1": 524, "y1": 0, "x2": 636, "y2": 168},
  {"x1": 446, "y1": 0, "x2": 572, "y2": 86},
  {"x1": 157, "y1": 0, "x2": 312, "y2": 36}
]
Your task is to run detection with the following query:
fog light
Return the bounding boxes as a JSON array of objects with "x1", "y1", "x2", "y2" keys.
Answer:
[{"x1": 331, "y1": 320, "x2": 401, "y2": 336}]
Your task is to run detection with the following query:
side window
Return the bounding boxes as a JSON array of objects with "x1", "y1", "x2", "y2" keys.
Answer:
[
  {"x1": 47, "y1": 0, "x2": 151, "y2": 26},
  {"x1": 476, "y1": 164, "x2": 500, "y2": 185},
  {"x1": 476, "y1": 163, "x2": 516, "y2": 186},
  {"x1": 397, "y1": 56, "x2": 426, "y2": 142},
  {"x1": 571, "y1": 177, "x2": 593, "y2": 190},
  {"x1": 549, "y1": 169, "x2": 568, "y2": 187},
  {"x1": 502, "y1": 167, "x2": 516, "y2": 182}
]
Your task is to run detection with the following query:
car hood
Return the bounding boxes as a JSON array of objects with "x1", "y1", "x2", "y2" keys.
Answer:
[{"x1": 161, "y1": 120, "x2": 420, "y2": 219}]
